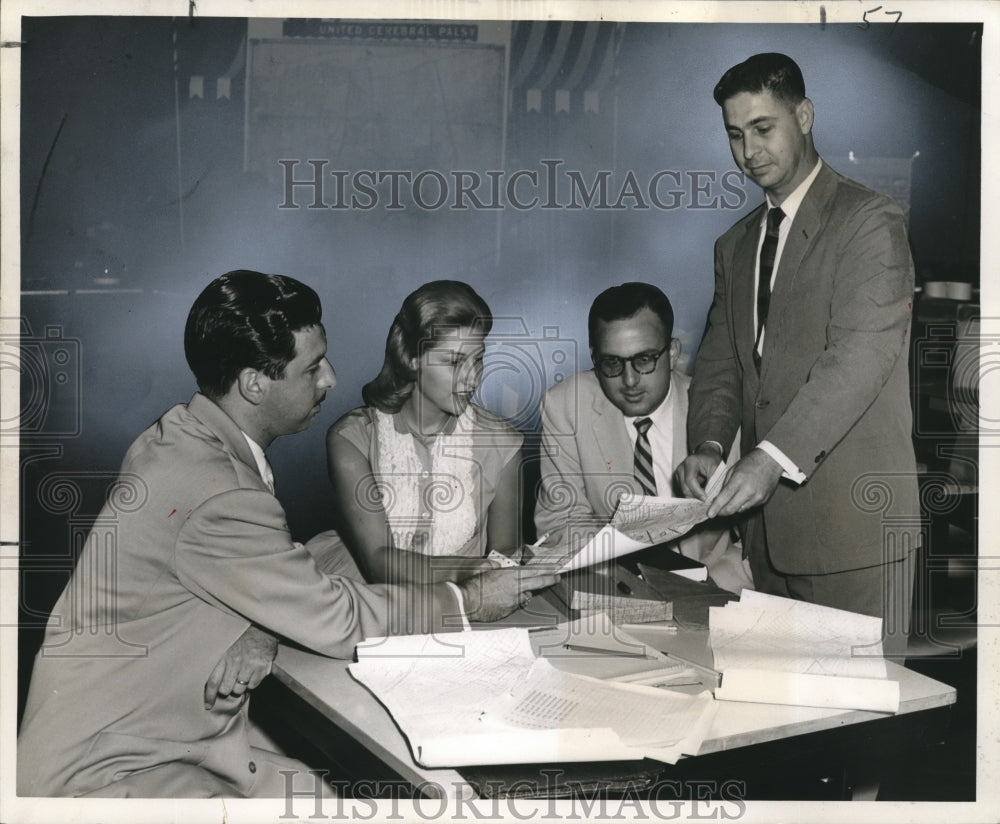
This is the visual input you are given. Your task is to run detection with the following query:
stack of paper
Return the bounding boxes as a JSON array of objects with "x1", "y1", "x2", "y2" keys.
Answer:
[
  {"x1": 709, "y1": 591, "x2": 899, "y2": 713},
  {"x1": 555, "y1": 564, "x2": 675, "y2": 624},
  {"x1": 570, "y1": 591, "x2": 673, "y2": 623},
  {"x1": 348, "y1": 626, "x2": 717, "y2": 768}
]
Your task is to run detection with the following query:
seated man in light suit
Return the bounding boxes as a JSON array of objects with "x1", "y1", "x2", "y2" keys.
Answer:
[
  {"x1": 17, "y1": 270, "x2": 556, "y2": 798},
  {"x1": 534, "y1": 282, "x2": 752, "y2": 593}
]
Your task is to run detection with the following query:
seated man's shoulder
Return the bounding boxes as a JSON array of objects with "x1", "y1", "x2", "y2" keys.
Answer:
[
  {"x1": 544, "y1": 369, "x2": 599, "y2": 404},
  {"x1": 125, "y1": 401, "x2": 260, "y2": 496},
  {"x1": 127, "y1": 402, "x2": 220, "y2": 463}
]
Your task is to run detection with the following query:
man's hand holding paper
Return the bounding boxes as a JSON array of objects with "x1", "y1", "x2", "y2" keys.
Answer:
[
  {"x1": 546, "y1": 463, "x2": 728, "y2": 573},
  {"x1": 612, "y1": 495, "x2": 711, "y2": 545}
]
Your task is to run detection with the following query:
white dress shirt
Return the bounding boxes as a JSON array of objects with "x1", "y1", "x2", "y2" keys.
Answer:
[
  {"x1": 241, "y1": 432, "x2": 275, "y2": 493},
  {"x1": 623, "y1": 382, "x2": 681, "y2": 493}
]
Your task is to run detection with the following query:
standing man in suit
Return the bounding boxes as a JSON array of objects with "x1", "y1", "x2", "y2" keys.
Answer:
[
  {"x1": 17, "y1": 270, "x2": 556, "y2": 798},
  {"x1": 535, "y1": 282, "x2": 752, "y2": 593},
  {"x1": 675, "y1": 53, "x2": 919, "y2": 655}
]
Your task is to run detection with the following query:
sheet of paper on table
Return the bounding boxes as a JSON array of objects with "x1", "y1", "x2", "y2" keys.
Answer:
[
  {"x1": 348, "y1": 622, "x2": 717, "y2": 768},
  {"x1": 709, "y1": 590, "x2": 899, "y2": 713},
  {"x1": 529, "y1": 618, "x2": 705, "y2": 688}
]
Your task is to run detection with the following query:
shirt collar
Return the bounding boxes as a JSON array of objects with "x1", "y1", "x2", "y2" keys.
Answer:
[
  {"x1": 241, "y1": 431, "x2": 273, "y2": 489},
  {"x1": 765, "y1": 158, "x2": 823, "y2": 224}
]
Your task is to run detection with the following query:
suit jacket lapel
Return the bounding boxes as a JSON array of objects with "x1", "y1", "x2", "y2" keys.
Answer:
[
  {"x1": 590, "y1": 383, "x2": 635, "y2": 485},
  {"x1": 764, "y1": 164, "x2": 836, "y2": 371},
  {"x1": 732, "y1": 208, "x2": 764, "y2": 385},
  {"x1": 187, "y1": 393, "x2": 268, "y2": 491}
]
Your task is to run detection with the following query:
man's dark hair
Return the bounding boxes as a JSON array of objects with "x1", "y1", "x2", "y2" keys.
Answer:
[
  {"x1": 713, "y1": 52, "x2": 806, "y2": 107},
  {"x1": 184, "y1": 270, "x2": 322, "y2": 399},
  {"x1": 588, "y1": 282, "x2": 674, "y2": 350}
]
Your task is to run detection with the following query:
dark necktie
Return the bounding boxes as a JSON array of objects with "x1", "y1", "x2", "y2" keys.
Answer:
[
  {"x1": 633, "y1": 417, "x2": 657, "y2": 496},
  {"x1": 753, "y1": 205, "x2": 786, "y2": 371}
]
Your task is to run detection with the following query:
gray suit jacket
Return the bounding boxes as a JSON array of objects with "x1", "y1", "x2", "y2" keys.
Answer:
[
  {"x1": 689, "y1": 162, "x2": 919, "y2": 575},
  {"x1": 18, "y1": 394, "x2": 460, "y2": 797}
]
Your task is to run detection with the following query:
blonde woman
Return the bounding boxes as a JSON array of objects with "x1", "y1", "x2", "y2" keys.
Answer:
[{"x1": 311, "y1": 281, "x2": 526, "y2": 585}]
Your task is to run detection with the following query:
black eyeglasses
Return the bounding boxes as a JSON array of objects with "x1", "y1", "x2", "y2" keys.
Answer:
[{"x1": 593, "y1": 344, "x2": 670, "y2": 379}]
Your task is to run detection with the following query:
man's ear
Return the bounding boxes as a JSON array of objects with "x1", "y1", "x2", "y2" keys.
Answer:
[
  {"x1": 236, "y1": 367, "x2": 267, "y2": 406},
  {"x1": 668, "y1": 338, "x2": 682, "y2": 370},
  {"x1": 796, "y1": 98, "x2": 815, "y2": 135}
]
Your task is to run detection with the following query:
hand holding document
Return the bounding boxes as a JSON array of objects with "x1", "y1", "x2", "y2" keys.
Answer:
[
  {"x1": 551, "y1": 463, "x2": 728, "y2": 573},
  {"x1": 613, "y1": 461, "x2": 728, "y2": 543},
  {"x1": 612, "y1": 495, "x2": 711, "y2": 545}
]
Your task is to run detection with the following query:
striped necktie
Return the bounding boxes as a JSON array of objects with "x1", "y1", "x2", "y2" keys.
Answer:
[
  {"x1": 753, "y1": 205, "x2": 785, "y2": 371},
  {"x1": 633, "y1": 417, "x2": 657, "y2": 496}
]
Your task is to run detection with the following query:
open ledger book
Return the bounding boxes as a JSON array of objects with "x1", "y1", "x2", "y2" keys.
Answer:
[
  {"x1": 348, "y1": 623, "x2": 717, "y2": 768},
  {"x1": 534, "y1": 463, "x2": 727, "y2": 574},
  {"x1": 709, "y1": 590, "x2": 900, "y2": 713}
]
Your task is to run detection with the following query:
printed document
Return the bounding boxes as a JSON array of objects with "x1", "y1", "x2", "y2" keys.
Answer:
[
  {"x1": 349, "y1": 625, "x2": 716, "y2": 767},
  {"x1": 553, "y1": 463, "x2": 727, "y2": 573},
  {"x1": 709, "y1": 591, "x2": 899, "y2": 712}
]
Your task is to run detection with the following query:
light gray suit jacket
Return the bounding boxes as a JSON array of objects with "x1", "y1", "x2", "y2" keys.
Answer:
[
  {"x1": 689, "y1": 162, "x2": 919, "y2": 575},
  {"x1": 18, "y1": 394, "x2": 461, "y2": 797}
]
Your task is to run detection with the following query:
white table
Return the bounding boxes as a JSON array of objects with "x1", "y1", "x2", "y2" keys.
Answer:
[{"x1": 271, "y1": 594, "x2": 956, "y2": 800}]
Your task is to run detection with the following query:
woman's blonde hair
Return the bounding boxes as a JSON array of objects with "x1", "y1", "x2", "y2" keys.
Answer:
[{"x1": 363, "y1": 280, "x2": 493, "y2": 413}]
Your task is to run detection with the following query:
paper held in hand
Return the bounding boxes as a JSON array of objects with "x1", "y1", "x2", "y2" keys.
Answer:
[{"x1": 556, "y1": 463, "x2": 728, "y2": 573}]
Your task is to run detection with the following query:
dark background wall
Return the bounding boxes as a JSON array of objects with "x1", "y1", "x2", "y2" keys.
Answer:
[{"x1": 14, "y1": 17, "x2": 981, "y2": 716}]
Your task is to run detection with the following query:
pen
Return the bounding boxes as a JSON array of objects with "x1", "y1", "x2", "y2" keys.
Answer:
[
  {"x1": 530, "y1": 533, "x2": 550, "y2": 548},
  {"x1": 563, "y1": 643, "x2": 650, "y2": 658}
]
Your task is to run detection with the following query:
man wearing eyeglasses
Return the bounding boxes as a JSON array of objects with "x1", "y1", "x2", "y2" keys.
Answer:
[{"x1": 534, "y1": 282, "x2": 752, "y2": 592}]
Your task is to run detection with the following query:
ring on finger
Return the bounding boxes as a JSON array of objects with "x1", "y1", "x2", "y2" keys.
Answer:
[{"x1": 236, "y1": 678, "x2": 250, "y2": 686}]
